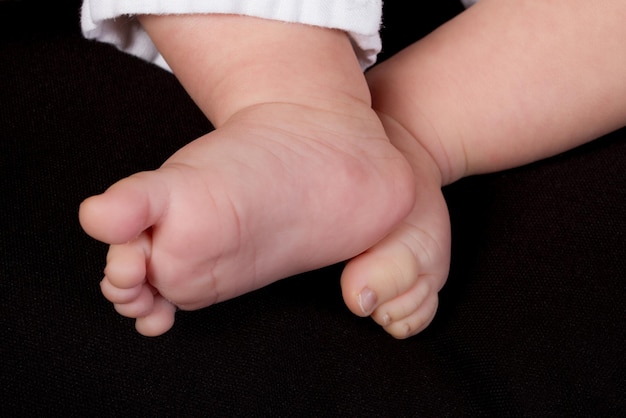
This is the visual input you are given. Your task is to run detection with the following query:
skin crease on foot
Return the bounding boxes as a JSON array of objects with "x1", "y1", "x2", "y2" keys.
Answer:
[
  {"x1": 78, "y1": 13, "x2": 437, "y2": 339},
  {"x1": 77, "y1": 12, "x2": 454, "y2": 340},
  {"x1": 81, "y1": 0, "x2": 626, "y2": 338},
  {"x1": 342, "y1": 0, "x2": 626, "y2": 338},
  {"x1": 79, "y1": 102, "x2": 416, "y2": 337},
  {"x1": 341, "y1": 113, "x2": 452, "y2": 339}
]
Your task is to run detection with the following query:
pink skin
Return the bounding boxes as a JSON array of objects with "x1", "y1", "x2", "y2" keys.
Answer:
[
  {"x1": 80, "y1": 0, "x2": 626, "y2": 338},
  {"x1": 341, "y1": 0, "x2": 626, "y2": 337},
  {"x1": 80, "y1": 103, "x2": 415, "y2": 336},
  {"x1": 342, "y1": 113, "x2": 451, "y2": 338}
]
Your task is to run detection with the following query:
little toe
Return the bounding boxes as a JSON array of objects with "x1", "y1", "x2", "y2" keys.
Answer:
[
  {"x1": 370, "y1": 277, "x2": 432, "y2": 327},
  {"x1": 341, "y1": 231, "x2": 420, "y2": 317},
  {"x1": 113, "y1": 284, "x2": 155, "y2": 318},
  {"x1": 383, "y1": 294, "x2": 439, "y2": 339},
  {"x1": 134, "y1": 295, "x2": 177, "y2": 337}
]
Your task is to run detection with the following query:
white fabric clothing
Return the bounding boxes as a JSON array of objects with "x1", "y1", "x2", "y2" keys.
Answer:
[
  {"x1": 460, "y1": 0, "x2": 478, "y2": 8},
  {"x1": 81, "y1": 0, "x2": 383, "y2": 71}
]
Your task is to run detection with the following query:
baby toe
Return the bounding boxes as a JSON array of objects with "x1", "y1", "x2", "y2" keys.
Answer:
[
  {"x1": 134, "y1": 295, "x2": 177, "y2": 337},
  {"x1": 383, "y1": 294, "x2": 439, "y2": 339},
  {"x1": 100, "y1": 277, "x2": 143, "y2": 304},
  {"x1": 104, "y1": 234, "x2": 151, "y2": 289},
  {"x1": 370, "y1": 277, "x2": 432, "y2": 327},
  {"x1": 113, "y1": 284, "x2": 155, "y2": 318}
]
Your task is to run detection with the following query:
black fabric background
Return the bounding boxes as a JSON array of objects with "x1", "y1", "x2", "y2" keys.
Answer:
[{"x1": 1, "y1": 1, "x2": 624, "y2": 415}]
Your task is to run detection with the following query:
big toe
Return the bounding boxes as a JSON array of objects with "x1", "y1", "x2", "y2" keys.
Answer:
[
  {"x1": 341, "y1": 229, "x2": 421, "y2": 318},
  {"x1": 79, "y1": 171, "x2": 170, "y2": 244}
]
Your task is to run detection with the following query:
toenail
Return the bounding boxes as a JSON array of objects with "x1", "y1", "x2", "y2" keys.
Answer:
[
  {"x1": 357, "y1": 287, "x2": 377, "y2": 316},
  {"x1": 381, "y1": 313, "x2": 391, "y2": 326}
]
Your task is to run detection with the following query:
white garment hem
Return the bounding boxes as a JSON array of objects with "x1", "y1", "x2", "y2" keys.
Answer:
[{"x1": 81, "y1": 0, "x2": 383, "y2": 71}]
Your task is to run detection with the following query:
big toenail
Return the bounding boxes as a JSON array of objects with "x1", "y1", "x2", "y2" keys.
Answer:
[{"x1": 357, "y1": 287, "x2": 377, "y2": 315}]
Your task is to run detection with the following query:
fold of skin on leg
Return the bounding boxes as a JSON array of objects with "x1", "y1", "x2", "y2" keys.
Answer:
[
  {"x1": 78, "y1": 14, "x2": 416, "y2": 336},
  {"x1": 371, "y1": 0, "x2": 626, "y2": 182},
  {"x1": 342, "y1": 0, "x2": 626, "y2": 338}
]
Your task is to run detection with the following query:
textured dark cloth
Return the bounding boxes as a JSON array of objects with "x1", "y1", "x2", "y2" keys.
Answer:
[{"x1": 1, "y1": 1, "x2": 624, "y2": 416}]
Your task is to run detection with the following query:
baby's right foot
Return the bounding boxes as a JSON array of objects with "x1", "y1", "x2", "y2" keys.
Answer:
[
  {"x1": 341, "y1": 114, "x2": 452, "y2": 339},
  {"x1": 79, "y1": 102, "x2": 415, "y2": 336}
]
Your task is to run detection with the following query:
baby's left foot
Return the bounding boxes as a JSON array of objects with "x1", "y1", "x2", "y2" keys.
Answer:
[{"x1": 341, "y1": 114, "x2": 452, "y2": 339}]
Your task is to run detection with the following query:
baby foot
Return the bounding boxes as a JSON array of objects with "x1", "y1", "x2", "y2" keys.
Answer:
[
  {"x1": 79, "y1": 103, "x2": 415, "y2": 336},
  {"x1": 341, "y1": 114, "x2": 452, "y2": 339}
]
